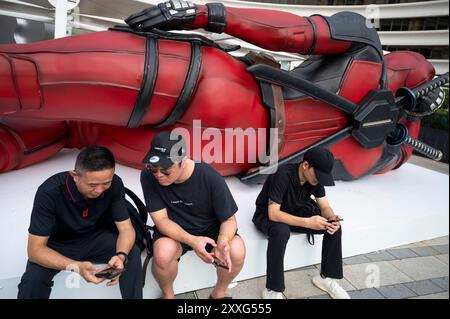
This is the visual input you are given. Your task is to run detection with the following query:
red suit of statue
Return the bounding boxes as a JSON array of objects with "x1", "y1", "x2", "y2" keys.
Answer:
[{"x1": 0, "y1": 1, "x2": 445, "y2": 183}]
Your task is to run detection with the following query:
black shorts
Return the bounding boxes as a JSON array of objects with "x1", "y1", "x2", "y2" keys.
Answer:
[{"x1": 152, "y1": 226, "x2": 238, "y2": 258}]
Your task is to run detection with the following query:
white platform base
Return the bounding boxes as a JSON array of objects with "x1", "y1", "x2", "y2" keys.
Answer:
[{"x1": 0, "y1": 149, "x2": 448, "y2": 298}]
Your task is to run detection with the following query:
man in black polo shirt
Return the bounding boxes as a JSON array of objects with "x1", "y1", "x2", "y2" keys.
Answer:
[
  {"x1": 140, "y1": 131, "x2": 246, "y2": 299},
  {"x1": 17, "y1": 146, "x2": 142, "y2": 299},
  {"x1": 252, "y1": 147, "x2": 350, "y2": 299}
]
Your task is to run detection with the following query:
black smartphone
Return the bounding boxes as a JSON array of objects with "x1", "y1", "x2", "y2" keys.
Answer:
[
  {"x1": 95, "y1": 267, "x2": 124, "y2": 279},
  {"x1": 328, "y1": 218, "x2": 344, "y2": 223}
]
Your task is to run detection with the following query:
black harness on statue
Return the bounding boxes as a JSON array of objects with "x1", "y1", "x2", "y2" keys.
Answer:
[{"x1": 110, "y1": 26, "x2": 241, "y2": 129}]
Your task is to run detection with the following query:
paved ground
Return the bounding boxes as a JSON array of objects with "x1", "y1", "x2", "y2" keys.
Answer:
[
  {"x1": 173, "y1": 236, "x2": 449, "y2": 299},
  {"x1": 174, "y1": 156, "x2": 449, "y2": 299}
]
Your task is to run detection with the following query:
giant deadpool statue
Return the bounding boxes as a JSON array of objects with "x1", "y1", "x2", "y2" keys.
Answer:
[{"x1": 0, "y1": 1, "x2": 447, "y2": 183}]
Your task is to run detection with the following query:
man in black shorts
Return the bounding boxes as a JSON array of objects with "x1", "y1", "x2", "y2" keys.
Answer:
[
  {"x1": 140, "y1": 131, "x2": 246, "y2": 299},
  {"x1": 252, "y1": 147, "x2": 350, "y2": 299},
  {"x1": 17, "y1": 146, "x2": 142, "y2": 299}
]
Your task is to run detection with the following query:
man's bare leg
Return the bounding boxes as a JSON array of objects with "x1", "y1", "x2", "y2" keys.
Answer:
[{"x1": 152, "y1": 237, "x2": 183, "y2": 299}]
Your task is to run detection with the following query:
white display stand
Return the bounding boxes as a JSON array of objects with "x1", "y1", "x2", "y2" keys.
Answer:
[{"x1": 0, "y1": 149, "x2": 448, "y2": 298}]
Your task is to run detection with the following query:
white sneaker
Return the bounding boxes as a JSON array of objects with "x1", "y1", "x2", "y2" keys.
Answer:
[
  {"x1": 261, "y1": 288, "x2": 284, "y2": 299},
  {"x1": 312, "y1": 275, "x2": 351, "y2": 299}
]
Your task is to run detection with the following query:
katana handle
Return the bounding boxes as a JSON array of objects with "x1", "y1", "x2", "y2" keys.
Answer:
[
  {"x1": 404, "y1": 136, "x2": 443, "y2": 161},
  {"x1": 396, "y1": 72, "x2": 449, "y2": 111},
  {"x1": 413, "y1": 72, "x2": 449, "y2": 100}
]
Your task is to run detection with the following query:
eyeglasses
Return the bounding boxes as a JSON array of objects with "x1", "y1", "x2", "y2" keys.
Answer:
[
  {"x1": 145, "y1": 162, "x2": 182, "y2": 176},
  {"x1": 145, "y1": 164, "x2": 174, "y2": 176}
]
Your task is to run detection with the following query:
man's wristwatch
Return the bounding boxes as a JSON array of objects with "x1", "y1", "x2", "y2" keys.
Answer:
[{"x1": 116, "y1": 251, "x2": 129, "y2": 266}]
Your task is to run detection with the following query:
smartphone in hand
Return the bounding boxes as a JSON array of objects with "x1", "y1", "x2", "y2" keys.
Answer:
[{"x1": 95, "y1": 267, "x2": 124, "y2": 279}]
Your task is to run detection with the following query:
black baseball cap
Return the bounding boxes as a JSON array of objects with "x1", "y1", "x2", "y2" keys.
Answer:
[
  {"x1": 303, "y1": 147, "x2": 335, "y2": 186},
  {"x1": 142, "y1": 131, "x2": 186, "y2": 168}
]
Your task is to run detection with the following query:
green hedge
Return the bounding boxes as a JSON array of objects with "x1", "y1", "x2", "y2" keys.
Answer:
[{"x1": 420, "y1": 87, "x2": 449, "y2": 131}]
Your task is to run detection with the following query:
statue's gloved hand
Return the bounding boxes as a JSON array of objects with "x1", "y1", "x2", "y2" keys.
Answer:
[
  {"x1": 408, "y1": 87, "x2": 445, "y2": 118},
  {"x1": 125, "y1": 0, "x2": 197, "y2": 31}
]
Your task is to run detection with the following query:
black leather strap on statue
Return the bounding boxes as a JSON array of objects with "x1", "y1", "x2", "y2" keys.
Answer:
[
  {"x1": 110, "y1": 26, "x2": 239, "y2": 52},
  {"x1": 156, "y1": 41, "x2": 202, "y2": 128},
  {"x1": 259, "y1": 82, "x2": 276, "y2": 125},
  {"x1": 305, "y1": 16, "x2": 317, "y2": 56},
  {"x1": 206, "y1": 3, "x2": 226, "y2": 34},
  {"x1": 127, "y1": 37, "x2": 159, "y2": 128}
]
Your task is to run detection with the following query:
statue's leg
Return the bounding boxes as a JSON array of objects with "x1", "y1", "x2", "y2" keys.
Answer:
[
  {"x1": 0, "y1": 31, "x2": 193, "y2": 127},
  {"x1": 0, "y1": 119, "x2": 67, "y2": 173},
  {"x1": 374, "y1": 51, "x2": 436, "y2": 175}
]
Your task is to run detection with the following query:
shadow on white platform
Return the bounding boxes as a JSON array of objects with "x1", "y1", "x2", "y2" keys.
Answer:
[{"x1": 0, "y1": 149, "x2": 448, "y2": 298}]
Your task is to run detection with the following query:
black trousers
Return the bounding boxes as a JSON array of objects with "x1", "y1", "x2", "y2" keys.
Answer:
[
  {"x1": 17, "y1": 229, "x2": 143, "y2": 299},
  {"x1": 254, "y1": 217, "x2": 343, "y2": 293}
]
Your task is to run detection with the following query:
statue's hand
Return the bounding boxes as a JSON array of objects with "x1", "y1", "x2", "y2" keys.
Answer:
[{"x1": 125, "y1": 0, "x2": 197, "y2": 31}]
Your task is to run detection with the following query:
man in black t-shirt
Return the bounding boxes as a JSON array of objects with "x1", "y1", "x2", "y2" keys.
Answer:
[
  {"x1": 140, "y1": 132, "x2": 245, "y2": 299},
  {"x1": 252, "y1": 147, "x2": 350, "y2": 299},
  {"x1": 17, "y1": 146, "x2": 142, "y2": 299}
]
